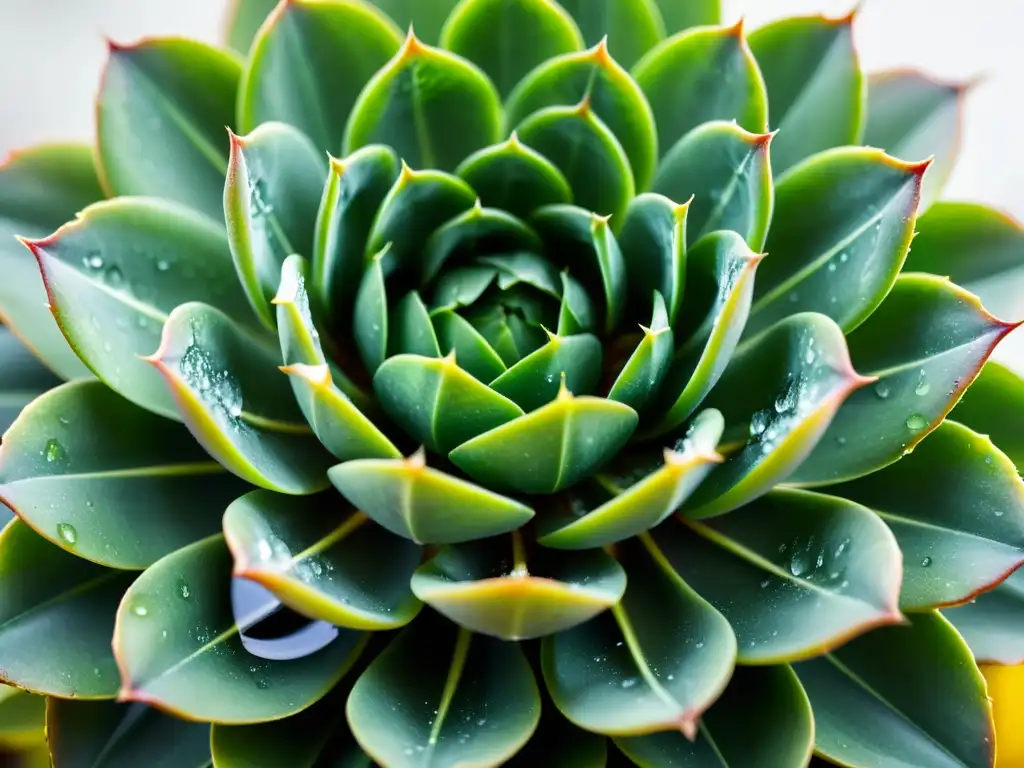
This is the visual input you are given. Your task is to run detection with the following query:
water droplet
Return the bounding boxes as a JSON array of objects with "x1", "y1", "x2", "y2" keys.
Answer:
[
  {"x1": 621, "y1": 678, "x2": 637, "y2": 689},
  {"x1": 477, "y1": 718, "x2": 487, "y2": 726},
  {"x1": 836, "y1": 436, "x2": 847, "y2": 446},
  {"x1": 695, "y1": 641, "x2": 704, "y2": 649},
  {"x1": 827, "y1": 262, "x2": 837, "y2": 273},
  {"x1": 834, "y1": 538, "x2": 850, "y2": 558},
  {"x1": 132, "y1": 603, "x2": 149, "y2": 617},
  {"x1": 760, "y1": 579, "x2": 770, "y2": 588},
  {"x1": 58, "y1": 415, "x2": 70, "y2": 426},
  {"x1": 83, "y1": 252, "x2": 103, "y2": 270},
  {"x1": 178, "y1": 578, "x2": 191, "y2": 600},
  {"x1": 839, "y1": 252, "x2": 849, "y2": 263},
  {"x1": 875, "y1": 383, "x2": 890, "y2": 399},
  {"x1": 249, "y1": 178, "x2": 275, "y2": 217},
  {"x1": 44, "y1": 439, "x2": 66, "y2": 462},
  {"x1": 789, "y1": 548, "x2": 812, "y2": 577},
  {"x1": 914, "y1": 370, "x2": 930, "y2": 396},
  {"x1": 788, "y1": 292, "x2": 799, "y2": 303},
  {"x1": 906, "y1": 413, "x2": 928, "y2": 431},
  {"x1": 156, "y1": 259, "x2": 170, "y2": 272},
  {"x1": 56, "y1": 522, "x2": 77, "y2": 546},
  {"x1": 921, "y1": 557, "x2": 933, "y2": 568},
  {"x1": 749, "y1": 409, "x2": 770, "y2": 439},
  {"x1": 105, "y1": 265, "x2": 125, "y2": 288}
]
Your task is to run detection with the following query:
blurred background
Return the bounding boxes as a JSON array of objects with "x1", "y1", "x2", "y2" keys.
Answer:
[{"x1": 0, "y1": 0, "x2": 1022, "y2": 363}]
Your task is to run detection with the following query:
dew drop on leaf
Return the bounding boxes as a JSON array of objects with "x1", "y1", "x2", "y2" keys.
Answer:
[
  {"x1": 132, "y1": 603, "x2": 149, "y2": 617},
  {"x1": 43, "y1": 439, "x2": 66, "y2": 463},
  {"x1": 56, "y1": 522, "x2": 77, "y2": 546},
  {"x1": 874, "y1": 383, "x2": 890, "y2": 399},
  {"x1": 921, "y1": 556, "x2": 933, "y2": 568},
  {"x1": 914, "y1": 369, "x2": 930, "y2": 396},
  {"x1": 906, "y1": 413, "x2": 928, "y2": 431}
]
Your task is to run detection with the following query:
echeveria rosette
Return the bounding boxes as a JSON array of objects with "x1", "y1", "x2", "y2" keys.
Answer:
[{"x1": 0, "y1": 1, "x2": 1021, "y2": 766}]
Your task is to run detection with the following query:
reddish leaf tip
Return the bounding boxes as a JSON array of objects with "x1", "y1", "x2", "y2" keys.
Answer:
[
  {"x1": 405, "y1": 446, "x2": 427, "y2": 470},
  {"x1": 591, "y1": 36, "x2": 614, "y2": 67},
  {"x1": 726, "y1": 16, "x2": 746, "y2": 39},
  {"x1": 678, "y1": 714, "x2": 699, "y2": 741}
]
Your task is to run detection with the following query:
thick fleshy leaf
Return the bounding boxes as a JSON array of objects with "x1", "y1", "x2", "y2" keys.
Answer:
[
  {"x1": 344, "y1": 32, "x2": 503, "y2": 172},
  {"x1": 652, "y1": 0, "x2": 719, "y2": 35},
  {"x1": 449, "y1": 383, "x2": 638, "y2": 493},
  {"x1": 225, "y1": 0, "x2": 278, "y2": 53},
  {"x1": 651, "y1": 121, "x2": 773, "y2": 250},
  {"x1": 391, "y1": 291, "x2": 443, "y2": 357},
  {"x1": 347, "y1": 611, "x2": 540, "y2": 765},
  {"x1": 748, "y1": 12, "x2": 864, "y2": 175},
  {"x1": 96, "y1": 38, "x2": 240, "y2": 220},
  {"x1": 658, "y1": 489, "x2": 903, "y2": 662},
  {"x1": 0, "y1": 520, "x2": 132, "y2": 698},
  {"x1": 516, "y1": 102, "x2": 635, "y2": 223},
  {"x1": 617, "y1": 194, "x2": 687, "y2": 329},
  {"x1": 824, "y1": 420, "x2": 1024, "y2": 610},
  {"x1": 431, "y1": 308, "x2": 507, "y2": 382},
  {"x1": 633, "y1": 22, "x2": 768, "y2": 157},
  {"x1": 683, "y1": 312, "x2": 865, "y2": 517},
  {"x1": 615, "y1": 665, "x2": 814, "y2": 768},
  {"x1": 422, "y1": 204, "x2": 541, "y2": 282},
  {"x1": 25, "y1": 197, "x2": 258, "y2": 419},
  {"x1": 440, "y1": 0, "x2": 583, "y2": 97},
  {"x1": 374, "y1": 353, "x2": 524, "y2": 454},
  {"x1": 795, "y1": 611, "x2": 994, "y2": 768},
  {"x1": 505, "y1": 39, "x2": 658, "y2": 191},
  {"x1": 490, "y1": 332, "x2": 603, "y2": 412},
  {"x1": 455, "y1": 135, "x2": 573, "y2": 219},
  {"x1": 557, "y1": 272, "x2": 597, "y2": 335},
  {"x1": 225, "y1": 123, "x2": 325, "y2": 328},
  {"x1": 951, "y1": 362, "x2": 1024, "y2": 469},
  {"x1": 329, "y1": 450, "x2": 534, "y2": 544},
  {"x1": 411, "y1": 534, "x2": 626, "y2": 639},
  {"x1": 790, "y1": 274, "x2": 1016, "y2": 485},
  {"x1": 353, "y1": 248, "x2": 389, "y2": 375},
  {"x1": 224, "y1": 490, "x2": 422, "y2": 630},
  {"x1": 554, "y1": 0, "x2": 664, "y2": 70},
  {"x1": 905, "y1": 202, "x2": 1024, "y2": 284},
  {"x1": 239, "y1": 0, "x2": 402, "y2": 153},
  {"x1": 0, "y1": 329, "x2": 61, "y2": 434},
  {"x1": 366, "y1": 0, "x2": 461, "y2": 44},
  {"x1": 47, "y1": 699, "x2": 211, "y2": 768},
  {"x1": 147, "y1": 302, "x2": 333, "y2": 494},
  {"x1": 607, "y1": 293, "x2": 674, "y2": 413},
  {"x1": 944, "y1": 569, "x2": 1024, "y2": 665},
  {"x1": 0, "y1": 380, "x2": 246, "y2": 569},
  {"x1": 114, "y1": 535, "x2": 367, "y2": 722},
  {"x1": 746, "y1": 148, "x2": 926, "y2": 337},
  {"x1": 540, "y1": 409, "x2": 722, "y2": 549},
  {"x1": 543, "y1": 536, "x2": 735, "y2": 736},
  {"x1": 0, "y1": 144, "x2": 102, "y2": 380},
  {"x1": 864, "y1": 70, "x2": 967, "y2": 211}
]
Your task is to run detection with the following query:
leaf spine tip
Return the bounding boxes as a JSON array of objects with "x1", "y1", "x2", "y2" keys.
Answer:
[{"x1": 406, "y1": 446, "x2": 427, "y2": 470}]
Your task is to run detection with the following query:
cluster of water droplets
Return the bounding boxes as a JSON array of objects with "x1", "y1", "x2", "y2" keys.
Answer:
[
  {"x1": 179, "y1": 318, "x2": 245, "y2": 426},
  {"x1": 777, "y1": 534, "x2": 852, "y2": 589}
]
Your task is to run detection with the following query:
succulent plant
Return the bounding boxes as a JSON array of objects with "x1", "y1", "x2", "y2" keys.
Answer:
[{"x1": 0, "y1": 0, "x2": 1023, "y2": 765}]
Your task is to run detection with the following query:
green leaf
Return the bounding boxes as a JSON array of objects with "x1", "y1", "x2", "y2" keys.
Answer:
[
  {"x1": 651, "y1": 120, "x2": 773, "y2": 250},
  {"x1": 505, "y1": 39, "x2": 659, "y2": 191},
  {"x1": 365, "y1": 0, "x2": 461, "y2": 44},
  {"x1": 633, "y1": 22, "x2": 768, "y2": 157},
  {"x1": 0, "y1": 144, "x2": 102, "y2": 380},
  {"x1": 25, "y1": 197, "x2": 258, "y2": 420},
  {"x1": 905, "y1": 201, "x2": 1024, "y2": 284},
  {"x1": 539, "y1": 408, "x2": 723, "y2": 549},
  {"x1": 439, "y1": 0, "x2": 583, "y2": 97},
  {"x1": 225, "y1": 0, "x2": 279, "y2": 53},
  {"x1": 147, "y1": 302, "x2": 334, "y2": 494},
  {"x1": 657, "y1": 489, "x2": 903, "y2": 662},
  {"x1": 47, "y1": 699, "x2": 211, "y2": 768},
  {"x1": 391, "y1": 290, "x2": 443, "y2": 357},
  {"x1": 224, "y1": 123, "x2": 326, "y2": 329},
  {"x1": 554, "y1": 0, "x2": 665, "y2": 70},
  {"x1": 490, "y1": 332, "x2": 603, "y2": 412},
  {"x1": 516, "y1": 102, "x2": 635, "y2": 223},
  {"x1": 823, "y1": 420, "x2": 1024, "y2": 611},
  {"x1": 543, "y1": 535, "x2": 735, "y2": 737},
  {"x1": 0, "y1": 329, "x2": 61, "y2": 435},
  {"x1": 951, "y1": 362, "x2": 1024, "y2": 469},
  {"x1": 789, "y1": 274, "x2": 1016, "y2": 485},
  {"x1": 346, "y1": 611, "x2": 540, "y2": 766},
  {"x1": 0, "y1": 380, "x2": 246, "y2": 569},
  {"x1": 411, "y1": 534, "x2": 626, "y2": 639},
  {"x1": 0, "y1": 520, "x2": 132, "y2": 698},
  {"x1": 455, "y1": 135, "x2": 573, "y2": 219},
  {"x1": 794, "y1": 611, "x2": 994, "y2": 768},
  {"x1": 329, "y1": 450, "x2": 534, "y2": 544},
  {"x1": 449, "y1": 383, "x2": 638, "y2": 493},
  {"x1": 0, "y1": 685, "x2": 44, "y2": 749},
  {"x1": 944, "y1": 569, "x2": 1024, "y2": 665},
  {"x1": 652, "y1": 0, "x2": 719, "y2": 35},
  {"x1": 430, "y1": 308, "x2": 507, "y2": 382},
  {"x1": 864, "y1": 70, "x2": 967, "y2": 211},
  {"x1": 352, "y1": 249, "x2": 389, "y2": 375},
  {"x1": 96, "y1": 38, "x2": 240, "y2": 220},
  {"x1": 746, "y1": 147, "x2": 926, "y2": 338},
  {"x1": 239, "y1": 0, "x2": 402, "y2": 153},
  {"x1": 422, "y1": 203, "x2": 541, "y2": 283},
  {"x1": 748, "y1": 12, "x2": 864, "y2": 176},
  {"x1": 344, "y1": 32, "x2": 503, "y2": 172},
  {"x1": 607, "y1": 293, "x2": 674, "y2": 413},
  {"x1": 617, "y1": 194, "x2": 687, "y2": 329},
  {"x1": 557, "y1": 272, "x2": 597, "y2": 335},
  {"x1": 615, "y1": 665, "x2": 813, "y2": 767},
  {"x1": 224, "y1": 490, "x2": 422, "y2": 630},
  {"x1": 373, "y1": 353, "x2": 524, "y2": 454}
]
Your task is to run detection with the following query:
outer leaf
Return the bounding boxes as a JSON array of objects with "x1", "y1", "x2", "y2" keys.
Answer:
[
  {"x1": 0, "y1": 520, "x2": 132, "y2": 698},
  {"x1": 748, "y1": 12, "x2": 864, "y2": 175},
  {"x1": 864, "y1": 70, "x2": 967, "y2": 210},
  {"x1": 224, "y1": 490, "x2": 422, "y2": 630},
  {"x1": 659, "y1": 489, "x2": 903, "y2": 662},
  {"x1": 950, "y1": 362, "x2": 1024, "y2": 469},
  {"x1": 555, "y1": 0, "x2": 665, "y2": 70},
  {"x1": 25, "y1": 197, "x2": 257, "y2": 420},
  {"x1": 224, "y1": 123, "x2": 326, "y2": 328},
  {"x1": 366, "y1": 0, "x2": 462, "y2": 44},
  {"x1": 0, "y1": 329, "x2": 61, "y2": 434},
  {"x1": 47, "y1": 699, "x2": 211, "y2": 768},
  {"x1": 449, "y1": 383, "x2": 638, "y2": 493},
  {"x1": 147, "y1": 302, "x2": 333, "y2": 494},
  {"x1": 346, "y1": 611, "x2": 540, "y2": 765},
  {"x1": 239, "y1": 0, "x2": 402, "y2": 153},
  {"x1": 824, "y1": 420, "x2": 1024, "y2": 611},
  {"x1": 790, "y1": 274, "x2": 1016, "y2": 485},
  {"x1": 329, "y1": 450, "x2": 534, "y2": 544},
  {"x1": 652, "y1": 0, "x2": 719, "y2": 35},
  {"x1": 440, "y1": 0, "x2": 583, "y2": 97},
  {"x1": 344, "y1": 32, "x2": 503, "y2": 172},
  {"x1": 607, "y1": 293, "x2": 674, "y2": 413},
  {"x1": 944, "y1": 569, "x2": 1024, "y2": 666},
  {"x1": 651, "y1": 121, "x2": 773, "y2": 250},
  {"x1": 225, "y1": 0, "x2": 279, "y2": 53},
  {"x1": 746, "y1": 147, "x2": 926, "y2": 337},
  {"x1": 0, "y1": 381, "x2": 245, "y2": 569},
  {"x1": 96, "y1": 38, "x2": 240, "y2": 220},
  {"x1": 795, "y1": 612, "x2": 994, "y2": 768},
  {"x1": 543, "y1": 536, "x2": 735, "y2": 737},
  {"x1": 633, "y1": 22, "x2": 769, "y2": 157},
  {"x1": 489, "y1": 332, "x2": 603, "y2": 412},
  {"x1": 615, "y1": 665, "x2": 813, "y2": 768},
  {"x1": 0, "y1": 144, "x2": 102, "y2": 380},
  {"x1": 617, "y1": 194, "x2": 687, "y2": 329},
  {"x1": 114, "y1": 535, "x2": 367, "y2": 722}
]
